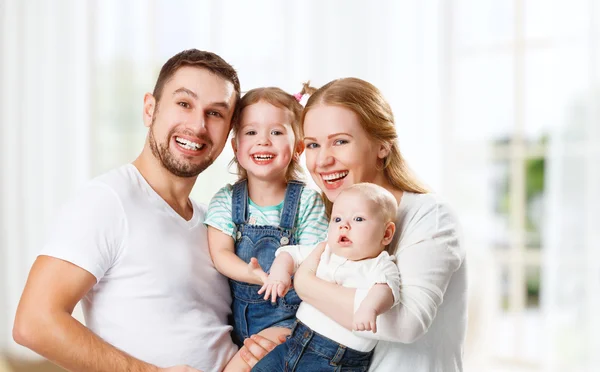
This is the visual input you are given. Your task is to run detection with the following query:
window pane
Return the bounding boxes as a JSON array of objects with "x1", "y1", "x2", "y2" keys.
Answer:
[
  {"x1": 455, "y1": 0, "x2": 514, "y2": 49},
  {"x1": 455, "y1": 54, "x2": 514, "y2": 142},
  {"x1": 525, "y1": 155, "x2": 545, "y2": 249}
]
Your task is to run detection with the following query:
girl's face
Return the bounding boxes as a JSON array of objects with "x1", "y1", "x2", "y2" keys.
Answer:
[
  {"x1": 233, "y1": 101, "x2": 299, "y2": 182},
  {"x1": 303, "y1": 104, "x2": 389, "y2": 202}
]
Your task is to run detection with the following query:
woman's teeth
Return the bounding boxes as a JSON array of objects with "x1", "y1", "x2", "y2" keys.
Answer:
[
  {"x1": 175, "y1": 137, "x2": 204, "y2": 151},
  {"x1": 322, "y1": 171, "x2": 349, "y2": 183}
]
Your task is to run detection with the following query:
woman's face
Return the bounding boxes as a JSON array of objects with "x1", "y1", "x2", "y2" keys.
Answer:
[{"x1": 303, "y1": 104, "x2": 388, "y2": 202}]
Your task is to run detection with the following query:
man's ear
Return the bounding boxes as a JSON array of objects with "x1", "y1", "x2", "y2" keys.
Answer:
[
  {"x1": 381, "y1": 221, "x2": 396, "y2": 246},
  {"x1": 378, "y1": 142, "x2": 391, "y2": 160},
  {"x1": 143, "y1": 93, "x2": 156, "y2": 128}
]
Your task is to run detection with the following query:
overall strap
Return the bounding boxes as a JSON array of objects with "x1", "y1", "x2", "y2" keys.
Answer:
[
  {"x1": 279, "y1": 180, "x2": 305, "y2": 230},
  {"x1": 231, "y1": 179, "x2": 249, "y2": 225}
]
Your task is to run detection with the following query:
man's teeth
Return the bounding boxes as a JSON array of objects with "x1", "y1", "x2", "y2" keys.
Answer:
[
  {"x1": 322, "y1": 171, "x2": 349, "y2": 182},
  {"x1": 175, "y1": 137, "x2": 204, "y2": 150},
  {"x1": 253, "y1": 154, "x2": 274, "y2": 160}
]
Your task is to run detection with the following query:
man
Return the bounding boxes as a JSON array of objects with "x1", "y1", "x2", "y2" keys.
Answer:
[{"x1": 13, "y1": 49, "x2": 274, "y2": 372}]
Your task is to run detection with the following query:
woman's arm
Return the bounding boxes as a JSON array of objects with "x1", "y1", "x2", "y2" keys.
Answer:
[
  {"x1": 208, "y1": 226, "x2": 265, "y2": 285},
  {"x1": 293, "y1": 242, "x2": 357, "y2": 330}
]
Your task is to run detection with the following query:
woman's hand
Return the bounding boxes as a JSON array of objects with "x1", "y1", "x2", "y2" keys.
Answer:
[{"x1": 293, "y1": 242, "x2": 326, "y2": 300}]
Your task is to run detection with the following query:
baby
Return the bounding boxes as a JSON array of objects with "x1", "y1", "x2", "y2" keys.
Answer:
[{"x1": 252, "y1": 182, "x2": 400, "y2": 371}]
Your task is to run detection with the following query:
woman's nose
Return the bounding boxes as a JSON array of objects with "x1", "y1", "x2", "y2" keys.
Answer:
[{"x1": 316, "y1": 148, "x2": 334, "y2": 167}]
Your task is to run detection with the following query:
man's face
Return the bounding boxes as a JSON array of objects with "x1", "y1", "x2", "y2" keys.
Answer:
[{"x1": 145, "y1": 66, "x2": 236, "y2": 178}]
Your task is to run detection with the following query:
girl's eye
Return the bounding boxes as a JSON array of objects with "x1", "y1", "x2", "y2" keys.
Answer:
[
  {"x1": 305, "y1": 142, "x2": 319, "y2": 149},
  {"x1": 333, "y1": 139, "x2": 348, "y2": 146},
  {"x1": 245, "y1": 130, "x2": 257, "y2": 135},
  {"x1": 178, "y1": 102, "x2": 190, "y2": 109},
  {"x1": 271, "y1": 130, "x2": 283, "y2": 136},
  {"x1": 334, "y1": 217, "x2": 341, "y2": 223},
  {"x1": 354, "y1": 217, "x2": 365, "y2": 222}
]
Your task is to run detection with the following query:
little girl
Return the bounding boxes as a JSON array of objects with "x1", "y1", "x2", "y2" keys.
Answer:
[{"x1": 204, "y1": 87, "x2": 329, "y2": 351}]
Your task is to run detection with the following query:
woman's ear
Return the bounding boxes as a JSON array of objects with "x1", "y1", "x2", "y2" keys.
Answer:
[
  {"x1": 381, "y1": 221, "x2": 396, "y2": 246},
  {"x1": 142, "y1": 93, "x2": 156, "y2": 128},
  {"x1": 378, "y1": 142, "x2": 391, "y2": 160}
]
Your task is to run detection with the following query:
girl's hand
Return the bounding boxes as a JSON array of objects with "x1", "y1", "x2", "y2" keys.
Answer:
[
  {"x1": 248, "y1": 257, "x2": 268, "y2": 284},
  {"x1": 258, "y1": 274, "x2": 291, "y2": 303}
]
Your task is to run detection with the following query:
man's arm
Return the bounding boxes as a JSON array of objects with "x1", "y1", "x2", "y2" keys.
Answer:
[{"x1": 13, "y1": 256, "x2": 197, "y2": 372}]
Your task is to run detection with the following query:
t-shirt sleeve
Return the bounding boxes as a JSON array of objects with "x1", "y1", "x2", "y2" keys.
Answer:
[
  {"x1": 295, "y1": 187, "x2": 329, "y2": 245},
  {"x1": 364, "y1": 252, "x2": 401, "y2": 307},
  {"x1": 204, "y1": 185, "x2": 236, "y2": 239},
  {"x1": 38, "y1": 183, "x2": 127, "y2": 283}
]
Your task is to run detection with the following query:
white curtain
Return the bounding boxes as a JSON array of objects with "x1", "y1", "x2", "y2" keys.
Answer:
[{"x1": 1, "y1": 0, "x2": 443, "y2": 360}]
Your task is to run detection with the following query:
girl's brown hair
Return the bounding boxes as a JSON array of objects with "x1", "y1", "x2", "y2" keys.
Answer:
[
  {"x1": 230, "y1": 87, "x2": 305, "y2": 181},
  {"x1": 301, "y1": 78, "x2": 428, "y2": 211}
]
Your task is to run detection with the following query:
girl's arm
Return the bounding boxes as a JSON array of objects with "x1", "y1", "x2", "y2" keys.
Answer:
[{"x1": 208, "y1": 226, "x2": 265, "y2": 285}]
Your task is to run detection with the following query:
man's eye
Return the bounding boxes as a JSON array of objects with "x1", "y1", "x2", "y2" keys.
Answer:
[
  {"x1": 178, "y1": 102, "x2": 190, "y2": 109},
  {"x1": 208, "y1": 111, "x2": 223, "y2": 117}
]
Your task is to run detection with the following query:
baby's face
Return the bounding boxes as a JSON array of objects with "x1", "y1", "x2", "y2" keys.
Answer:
[{"x1": 327, "y1": 192, "x2": 389, "y2": 261}]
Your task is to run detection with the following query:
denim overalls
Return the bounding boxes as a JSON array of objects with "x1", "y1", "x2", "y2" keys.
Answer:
[{"x1": 230, "y1": 179, "x2": 304, "y2": 345}]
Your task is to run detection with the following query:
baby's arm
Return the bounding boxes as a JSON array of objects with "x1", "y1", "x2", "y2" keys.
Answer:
[
  {"x1": 208, "y1": 226, "x2": 266, "y2": 285},
  {"x1": 258, "y1": 252, "x2": 294, "y2": 303},
  {"x1": 353, "y1": 255, "x2": 401, "y2": 334}
]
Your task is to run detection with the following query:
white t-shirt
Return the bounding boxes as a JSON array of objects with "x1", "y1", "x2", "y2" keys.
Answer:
[
  {"x1": 39, "y1": 164, "x2": 237, "y2": 371},
  {"x1": 354, "y1": 192, "x2": 468, "y2": 372},
  {"x1": 275, "y1": 244, "x2": 400, "y2": 352}
]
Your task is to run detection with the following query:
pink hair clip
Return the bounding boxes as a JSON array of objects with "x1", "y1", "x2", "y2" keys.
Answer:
[{"x1": 293, "y1": 92, "x2": 304, "y2": 102}]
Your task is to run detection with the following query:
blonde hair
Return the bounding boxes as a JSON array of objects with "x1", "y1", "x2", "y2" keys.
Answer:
[
  {"x1": 230, "y1": 87, "x2": 304, "y2": 182},
  {"x1": 338, "y1": 183, "x2": 398, "y2": 222},
  {"x1": 301, "y1": 78, "x2": 428, "y2": 212}
]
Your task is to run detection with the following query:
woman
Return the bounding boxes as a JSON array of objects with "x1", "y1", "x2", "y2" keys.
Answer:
[{"x1": 293, "y1": 78, "x2": 467, "y2": 371}]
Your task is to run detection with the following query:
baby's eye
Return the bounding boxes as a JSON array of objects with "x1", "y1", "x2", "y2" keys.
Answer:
[
  {"x1": 354, "y1": 217, "x2": 365, "y2": 222},
  {"x1": 333, "y1": 217, "x2": 341, "y2": 223}
]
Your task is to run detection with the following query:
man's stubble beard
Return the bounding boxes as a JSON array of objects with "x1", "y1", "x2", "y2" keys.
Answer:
[{"x1": 148, "y1": 113, "x2": 216, "y2": 178}]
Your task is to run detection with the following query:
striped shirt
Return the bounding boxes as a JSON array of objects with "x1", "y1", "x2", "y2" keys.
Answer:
[{"x1": 205, "y1": 183, "x2": 329, "y2": 245}]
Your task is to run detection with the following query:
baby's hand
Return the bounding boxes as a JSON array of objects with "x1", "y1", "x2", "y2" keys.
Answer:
[
  {"x1": 257, "y1": 273, "x2": 291, "y2": 304},
  {"x1": 248, "y1": 257, "x2": 268, "y2": 284},
  {"x1": 353, "y1": 306, "x2": 378, "y2": 333}
]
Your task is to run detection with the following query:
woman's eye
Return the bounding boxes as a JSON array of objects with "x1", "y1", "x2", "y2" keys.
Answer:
[
  {"x1": 305, "y1": 142, "x2": 319, "y2": 149},
  {"x1": 354, "y1": 217, "x2": 365, "y2": 222},
  {"x1": 334, "y1": 217, "x2": 341, "y2": 223},
  {"x1": 178, "y1": 102, "x2": 190, "y2": 109},
  {"x1": 333, "y1": 139, "x2": 348, "y2": 146}
]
